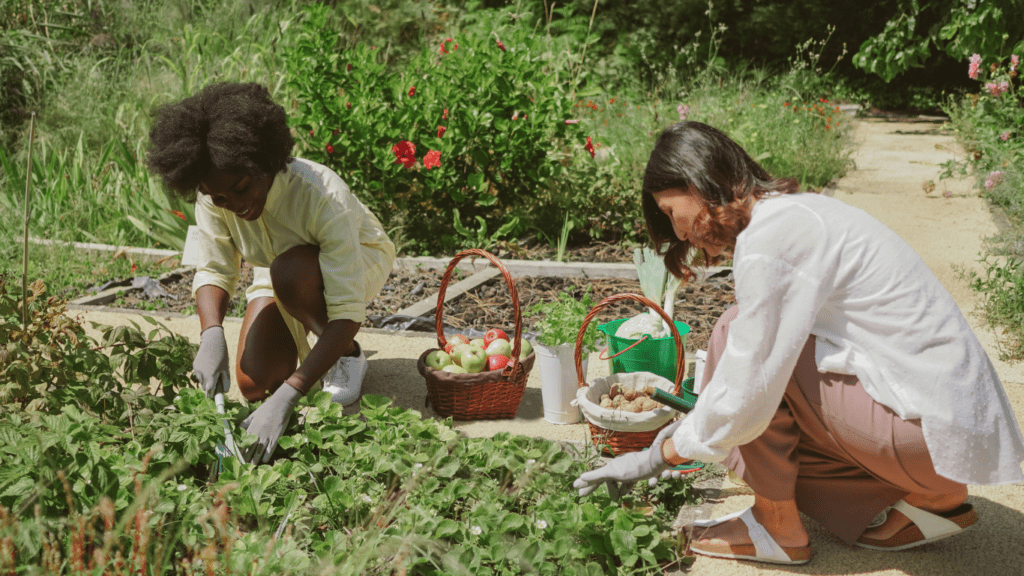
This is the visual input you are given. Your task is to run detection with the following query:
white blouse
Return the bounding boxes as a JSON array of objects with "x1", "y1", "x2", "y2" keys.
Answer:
[{"x1": 671, "y1": 193, "x2": 1024, "y2": 485}]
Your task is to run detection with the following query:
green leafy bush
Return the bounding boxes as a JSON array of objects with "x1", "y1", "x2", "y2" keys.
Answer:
[{"x1": 285, "y1": 4, "x2": 584, "y2": 254}]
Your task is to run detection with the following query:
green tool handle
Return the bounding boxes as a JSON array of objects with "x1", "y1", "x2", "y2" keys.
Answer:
[{"x1": 649, "y1": 387, "x2": 691, "y2": 413}]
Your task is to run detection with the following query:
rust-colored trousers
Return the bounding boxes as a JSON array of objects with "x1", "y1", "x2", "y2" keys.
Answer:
[{"x1": 706, "y1": 307, "x2": 965, "y2": 545}]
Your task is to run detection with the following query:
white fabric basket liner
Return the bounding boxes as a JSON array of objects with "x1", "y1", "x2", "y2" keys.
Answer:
[{"x1": 576, "y1": 371, "x2": 677, "y2": 433}]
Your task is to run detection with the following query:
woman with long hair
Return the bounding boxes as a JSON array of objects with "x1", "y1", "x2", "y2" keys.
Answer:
[{"x1": 574, "y1": 121, "x2": 1024, "y2": 564}]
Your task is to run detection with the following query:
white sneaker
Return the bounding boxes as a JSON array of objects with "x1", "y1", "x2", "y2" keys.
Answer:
[{"x1": 322, "y1": 341, "x2": 367, "y2": 406}]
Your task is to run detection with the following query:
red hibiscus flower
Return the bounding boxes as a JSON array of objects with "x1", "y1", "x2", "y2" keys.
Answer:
[
  {"x1": 346, "y1": 102, "x2": 351, "y2": 110},
  {"x1": 408, "y1": 86, "x2": 416, "y2": 97},
  {"x1": 309, "y1": 129, "x2": 314, "y2": 137},
  {"x1": 440, "y1": 38, "x2": 455, "y2": 55},
  {"x1": 423, "y1": 150, "x2": 441, "y2": 170},
  {"x1": 442, "y1": 109, "x2": 449, "y2": 120},
  {"x1": 437, "y1": 125, "x2": 446, "y2": 138},
  {"x1": 392, "y1": 141, "x2": 416, "y2": 168},
  {"x1": 497, "y1": 39, "x2": 507, "y2": 52},
  {"x1": 326, "y1": 144, "x2": 334, "y2": 154},
  {"x1": 168, "y1": 209, "x2": 186, "y2": 221},
  {"x1": 584, "y1": 136, "x2": 595, "y2": 159}
]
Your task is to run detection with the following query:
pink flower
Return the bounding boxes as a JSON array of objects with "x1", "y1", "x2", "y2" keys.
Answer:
[
  {"x1": 986, "y1": 82, "x2": 1009, "y2": 97},
  {"x1": 985, "y1": 170, "x2": 1004, "y2": 190},
  {"x1": 584, "y1": 136, "x2": 595, "y2": 159},
  {"x1": 392, "y1": 141, "x2": 416, "y2": 168},
  {"x1": 564, "y1": 119, "x2": 580, "y2": 124},
  {"x1": 1000, "y1": 131, "x2": 1011, "y2": 141},
  {"x1": 999, "y1": 80, "x2": 1010, "y2": 93},
  {"x1": 442, "y1": 109, "x2": 449, "y2": 120},
  {"x1": 437, "y1": 125, "x2": 446, "y2": 137},
  {"x1": 512, "y1": 111, "x2": 519, "y2": 120},
  {"x1": 423, "y1": 150, "x2": 441, "y2": 170},
  {"x1": 408, "y1": 86, "x2": 416, "y2": 97},
  {"x1": 1012, "y1": 54, "x2": 1019, "y2": 72},
  {"x1": 677, "y1": 104, "x2": 689, "y2": 121},
  {"x1": 969, "y1": 54, "x2": 982, "y2": 79}
]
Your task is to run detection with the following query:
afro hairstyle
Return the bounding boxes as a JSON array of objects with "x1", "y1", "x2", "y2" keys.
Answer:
[{"x1": 146, "y1": 82, "x2": 294, "y2": 202}]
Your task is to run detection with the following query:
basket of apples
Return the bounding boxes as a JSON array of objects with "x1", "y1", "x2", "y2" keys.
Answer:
[{"x1": 416, "y1": 249, "x2": 536, "y2": 420}]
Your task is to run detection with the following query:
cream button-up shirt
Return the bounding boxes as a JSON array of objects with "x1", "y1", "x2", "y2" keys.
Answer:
[
  {"x1": 672, "y1": 193, "x2": 1024, "y2": 486},
  {"x1": 191, "y1": 158, "x2": 395, "y2": 358}
]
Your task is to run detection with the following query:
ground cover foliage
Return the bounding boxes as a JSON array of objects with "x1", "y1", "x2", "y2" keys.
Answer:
[{"x1": 0, "y1": 273, "x2": 700, "y2": 573}]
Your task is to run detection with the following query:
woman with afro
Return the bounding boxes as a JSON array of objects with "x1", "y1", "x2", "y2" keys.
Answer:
[{"x1": 147, "y1": 82, "x2": 395, "y2": 464}]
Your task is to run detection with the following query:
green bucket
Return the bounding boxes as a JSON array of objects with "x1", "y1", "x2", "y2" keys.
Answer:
[{"x1": 598, "y1": 319, "x2": 691, "y2": 383}]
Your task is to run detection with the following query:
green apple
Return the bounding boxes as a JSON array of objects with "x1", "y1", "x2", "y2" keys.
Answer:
[
  {"x1": 518, "y1": 339, "x2": 533, "y2": 359},
  {"x1": 485, "y1": 338, "x2": 512, "y2": 359},
  {"x1": 442, "y1": 364, "x2": 467, "y2": 374},
  {"x1": 460, "y1": 346, "x2": 488, "y2": 373},
  {"x1": 469, "y1": 338, "x2": 486, "y2": 349},
  {"x1": 451, "y1": 343, "x2": 473, "y2": 366},
  {"x1": 425, "y1": 349, "x2": 452, "y2": 370}
]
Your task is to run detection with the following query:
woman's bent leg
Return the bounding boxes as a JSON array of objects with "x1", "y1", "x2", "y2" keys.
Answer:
[{"x1": 236, "y1": 296, "x2": 299, "y2": 401}]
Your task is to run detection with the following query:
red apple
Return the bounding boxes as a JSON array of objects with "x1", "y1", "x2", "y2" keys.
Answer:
[
  {"x1": 487, "y1": 354, "x2": 510, "y2": 371},
  {"x1": 484, "y1": 328, "x2": 509, "y2": 347}
]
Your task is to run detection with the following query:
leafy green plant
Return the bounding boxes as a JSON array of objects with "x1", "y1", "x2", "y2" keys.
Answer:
[
  {"x1": 285, "y1": 3, "x2": 584, "y2": 254},
  {"x1": 959, "y1": 255, "x2": 1024, "y2": 360},
  {"x1": 853, "y1": 0, "x2": 1024, "y2": 82},
  {"x1": 526, "y1": 286, "x2": 601, "y2": 352}
]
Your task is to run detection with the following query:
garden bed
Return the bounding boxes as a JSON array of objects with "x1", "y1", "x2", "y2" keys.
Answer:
[{"x1": 75, "y1": 256, "x2": 735, "y2": 352}]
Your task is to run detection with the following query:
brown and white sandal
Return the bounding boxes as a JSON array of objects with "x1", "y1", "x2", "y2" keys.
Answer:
[
  {"x1": 856, "y1": 500, "x2": 977, "y2": 551},
  {"x1": 688, "y1": 507, "x2": 813, "y2": 565}
]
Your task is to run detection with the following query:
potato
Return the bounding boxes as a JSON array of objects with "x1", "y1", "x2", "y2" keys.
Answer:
[
  {"x1": 638, "y1": 397, "x2": 660, "y2": 411},
  {"x1": 623, "y1": 400, "x2": 643, "y2": 413}
]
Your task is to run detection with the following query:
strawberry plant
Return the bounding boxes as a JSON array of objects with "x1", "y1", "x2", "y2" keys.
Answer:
[{"x1": 0, "y1": 272, "x2": 698, "y2": 573}]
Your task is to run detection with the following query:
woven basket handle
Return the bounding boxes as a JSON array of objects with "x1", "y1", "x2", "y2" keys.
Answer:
[
  {"x1": 574, "y1": 293, "x2": 685, "y2": 395},
  {"x1": 434, "y1": 249, "x2": 525, "y2": 375}
]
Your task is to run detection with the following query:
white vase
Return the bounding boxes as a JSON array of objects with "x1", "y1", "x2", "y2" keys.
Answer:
[{"x1": 536, "y1": 343, "x2": 588, "y2": 425}]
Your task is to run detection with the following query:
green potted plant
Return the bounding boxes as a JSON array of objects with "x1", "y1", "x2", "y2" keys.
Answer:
[{"x1": 525, "y1": 286, "x2": 601, "y2": 424}]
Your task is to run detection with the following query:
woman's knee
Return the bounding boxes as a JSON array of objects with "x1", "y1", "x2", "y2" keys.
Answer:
[{"x1": 270, "y1": 245, "x2": 323, "y2": 303}]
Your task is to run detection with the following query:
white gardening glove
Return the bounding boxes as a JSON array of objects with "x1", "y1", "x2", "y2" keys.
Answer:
[
  {"x1": 193, "y1": 326, "x2": 230, "y2": 398},
  {"x1": 647, "y1": 419, "x2": 685, "y2": 487},
  {"x1": 240, "y1": 384, "x2": 304, "y2": 464},
  {"x1": 574, "y1": 443, "x2": 672, "y2": 501}
]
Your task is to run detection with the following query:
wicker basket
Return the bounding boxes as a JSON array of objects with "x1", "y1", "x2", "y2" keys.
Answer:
[
  {"x1": 416, "y1": 249, "x2": 535, "y2": 420},
  {"x1": 574, "y1": 293, "x2": 686, "y2": 455}
]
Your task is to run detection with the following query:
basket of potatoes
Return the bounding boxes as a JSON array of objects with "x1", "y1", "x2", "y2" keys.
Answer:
[{"x1": 572, "y1": 293, "x2": 687, "y2": 455}]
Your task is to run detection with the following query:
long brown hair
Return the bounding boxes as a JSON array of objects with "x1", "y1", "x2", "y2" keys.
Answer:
[{"x1": 642, "y1": 121, "x2": 800, "y2": 279}]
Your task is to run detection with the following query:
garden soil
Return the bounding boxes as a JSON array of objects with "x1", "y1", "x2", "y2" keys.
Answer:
[{"x1": 72, "y1": 116, "x2": 1024, "y2": 575}]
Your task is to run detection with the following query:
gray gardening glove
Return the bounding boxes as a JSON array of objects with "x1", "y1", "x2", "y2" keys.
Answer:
[
  {"x1": 193, "y1": 326, "x2": 230, "y2": 398},
  {"x1": 240, "y1": 384, "x2": 304, "y2": 464}
]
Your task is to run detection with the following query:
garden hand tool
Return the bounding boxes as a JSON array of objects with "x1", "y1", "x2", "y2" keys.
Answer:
[
  {"x1": 211, "y1": 380, "x2": 245, "y2": 482},
  {"x1": 193, "y1": 325, "x2": 231, "y2": 398},
  {"x1": 240, "y1": 383, "x2": 304, "y2": 464}
]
